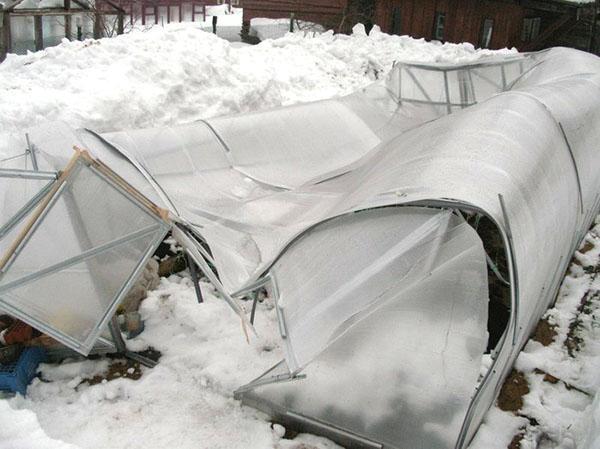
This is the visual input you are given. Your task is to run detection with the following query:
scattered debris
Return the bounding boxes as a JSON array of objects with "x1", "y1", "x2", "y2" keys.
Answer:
[
  {"x1": 84, "y1": 359, "x2": 142, "y2": 386},
  {"x1": 507, "y1": 430, "x2": 525, "y2": 449},
  {"x1": 158, "y1": 255, "x2": 187, "y2": 277},
  {"x1": 0, "y1": 347, "x2": 46, "y2": 396}
]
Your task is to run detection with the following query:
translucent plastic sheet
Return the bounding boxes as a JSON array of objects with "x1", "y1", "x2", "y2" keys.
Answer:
[
  {"x1": 0, "y1": 156, "x2": 168, "y2": 354},
  {"x1": 272, "y1": 207, "x2": 485, "y2": 371},
  {"x1": 209, "y1": 100, "x2": 381, "y2": 188},
  {"x1": 247, "y1": 207, "x2": 488, "y2": 449},
  {"x1": 21, "y1": 47, "x2": 600, "y2": 448},
  {"x1": 386, "y1": 54, "x2": 539, "y2": 113},
  {"x1": 0, "y1": 174, "x2": 55, "y2": 241}
]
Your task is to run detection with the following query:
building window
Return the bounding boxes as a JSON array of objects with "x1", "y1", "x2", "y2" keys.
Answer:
[
  {"x1": 392, "y1": 7, "x2": 402, "y2": 35},
  {"x1": 480, "y1": 18, "x2": 494, "y2": 48},
  {"x1": 433, "y1": 12, "x2": 446, "y2": 41},
  {"x1": 521, "y1": 17, "x2": 541, "y2": 42}
]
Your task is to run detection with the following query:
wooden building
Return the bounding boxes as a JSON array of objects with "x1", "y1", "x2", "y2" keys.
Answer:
[
  {"x1": 241, "y1": 0, "x2": 349, "y2": 30},
  {"x1": 373, "y1": 0, "x2": 598, "y2": 52},
  {"x1": 241, "y1": 0, "x2": 599, "y2": 53}
]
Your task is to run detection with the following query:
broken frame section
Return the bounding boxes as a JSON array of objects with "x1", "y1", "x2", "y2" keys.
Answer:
[
  {"x1": 0, "y1": 150, "x2": 170, "y2": 355},
  {"x1": 236, "y1": 206, "x2": 490, "y2": 449}
]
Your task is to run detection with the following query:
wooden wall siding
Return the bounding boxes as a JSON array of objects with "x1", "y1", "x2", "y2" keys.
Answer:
[
  {"x1": 242, "y1": 0, "x2": 349, "y2": 28},
  {"x1": 374, "y1": 0, "x2": 526, "y2": 50}
]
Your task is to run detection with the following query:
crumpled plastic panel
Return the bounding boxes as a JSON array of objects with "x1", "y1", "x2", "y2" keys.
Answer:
[
  {"x1": 0, "y1": 158, "x2": 167, "y2": 354},
  {"x1": 247, "y1": 206, "x2": 489, "y2": 449}
]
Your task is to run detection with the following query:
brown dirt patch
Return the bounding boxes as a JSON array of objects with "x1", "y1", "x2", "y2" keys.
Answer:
[
  {"x1": 497, "y1": 370, "x2": 530, "y2": 412},
  {"x1": 580, "y1": 240, "x2": 594, "y2": 254},
  {"x1": 531, "y1": 318, "x2": 557, "y2": 346},
  {"x1": 85, "y1": 359, "x2": 143, "y2": 386}
]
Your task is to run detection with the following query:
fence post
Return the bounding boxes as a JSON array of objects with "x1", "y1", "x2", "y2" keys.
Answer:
[
  {"x1": 0, "y1": 6, "x2": 11, "y2": 63},
  {"x1": 117, "y1": 11, "x2": 124, "y2": 35},
  {"x1": 34, "y1": 15, "x2": 43, "y2": 51},
  {"x1": 64, "y1": 0, "x2": 72, "y2": 40},
  {"x1": 93, "y1": 10, "x2": 102, "y2": 39},
  {"x1": 290, "y1": 12, "x2": 294, "y2": 32}
]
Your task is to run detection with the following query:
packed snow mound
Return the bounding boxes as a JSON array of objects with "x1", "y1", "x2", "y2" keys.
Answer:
[{"x1": 0, "y1": 23, "x2": 514, "y2": 156}]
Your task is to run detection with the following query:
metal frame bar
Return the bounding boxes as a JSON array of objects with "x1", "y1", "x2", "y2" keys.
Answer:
[
  {"x1": 235, "y1": 371, "x2": 306, "y2": 395},
  {"x1": 25, "y1": 133, "x2": 39, "y2": 171},
  {"x1": 249, "y1": 291, "x2": 258, "y2": 325},
  {"x1": 186, "y1": 252, "x2": 204, "y2": 304},
  {"x1": 0, "y1": 151, "x2": 171, "y2": 356},
  {"x1": 497, "y1": 194, "x2": 519, "y2": 347},
  {"x1": 231, "y1": 275, "x2": 270, "y2": 298},
  {"x1": 88, "y1": 164, "x2": 167, "y2": 223},
  {"x1": 557, "y1": 122, "x2": 584, "y2": 215},
  {"x1": 172, "y1": 224, "x2": 248, "y2": 320},
  {"x1": 0, "y1": 177, "x2": 70, "y2": 274},
  {"x1": 78, "y1": 224, "x2": 169, "y2": 354},
  {"x1": 443, "y1": 70, "x2": 452, "y2": 114},
  {"x1": 486, "y1": 253, "x2": 511, "y2": 287},
  {"x1": 0, "y1": 168, "x2": 57, "y2": 180},
  {"x1": 0, "y1": 224, "x2": 160, "y2": 294},
  {"x1": 82, "y1": 129, "x2": 180, "y2": 215},
  {"x1": 391, "y1": 98, "x2": 473, "y2": 108},
  {"x1": 403, "y1": 67, "x2": 434, "y2": 102}
]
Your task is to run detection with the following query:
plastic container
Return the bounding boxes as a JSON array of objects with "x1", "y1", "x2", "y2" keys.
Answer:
[{"x1": 0, "y1": 347, "x2": 46, "y2": 395}]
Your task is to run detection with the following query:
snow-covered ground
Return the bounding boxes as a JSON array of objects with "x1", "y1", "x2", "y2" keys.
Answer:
[{"x1": 0, "y1": 23, "x2": 599, "y2": 449}]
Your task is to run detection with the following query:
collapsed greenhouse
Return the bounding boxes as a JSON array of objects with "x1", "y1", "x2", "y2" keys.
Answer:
[{"x1": 1, "y1": 46, "x2": 600, "y2": 449}]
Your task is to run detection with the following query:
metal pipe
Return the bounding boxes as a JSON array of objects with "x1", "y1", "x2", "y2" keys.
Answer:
[
  {"x1": 0, "y1": 168, "x2": 57, "y2": 180},
  {"x1": 0, "y1": 224, "x2": 160, "y2": 293},
  {"x1": 186, "y1": 252, "x2": 204, "y2": 304}
]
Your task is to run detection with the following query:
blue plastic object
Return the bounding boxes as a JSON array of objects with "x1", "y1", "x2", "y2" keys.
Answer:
[{"x1": 0, "y1": 347, "x2": 46, "y2": 395}]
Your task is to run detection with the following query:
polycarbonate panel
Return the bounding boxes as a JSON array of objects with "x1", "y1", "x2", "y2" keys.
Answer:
[
  {"x1": 399, "y1": 66, "x2": 448, "y2": 104},
  {"x1": 0, "y1": 157, "x2": 167, "y2": 354},
  {"x1": 246, "y1": 207, "x2": 488, "y2": 449},
  {"x1": 0, "y1": 162, "x2": 159, "y2": 285},
  {"x1": 0, "y1": 231, "x2": 161, "y2": 352},
  {"x1": 0, "y1": 176, "x2": 53, "y2": 235},
  {"x1": 208, "y1": 100, "x2": 381, "y2": 188},
  {"x1": 392, "y1": 55, "x2": 538, "y2": 112},
  {"x1": 272, "y1": 207, "x2": 481, "y2": 371}
]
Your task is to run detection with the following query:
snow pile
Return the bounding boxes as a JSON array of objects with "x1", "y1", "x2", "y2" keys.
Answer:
[{"x1": 0, "y1": 22, "x2": 514, "y2": 158}]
